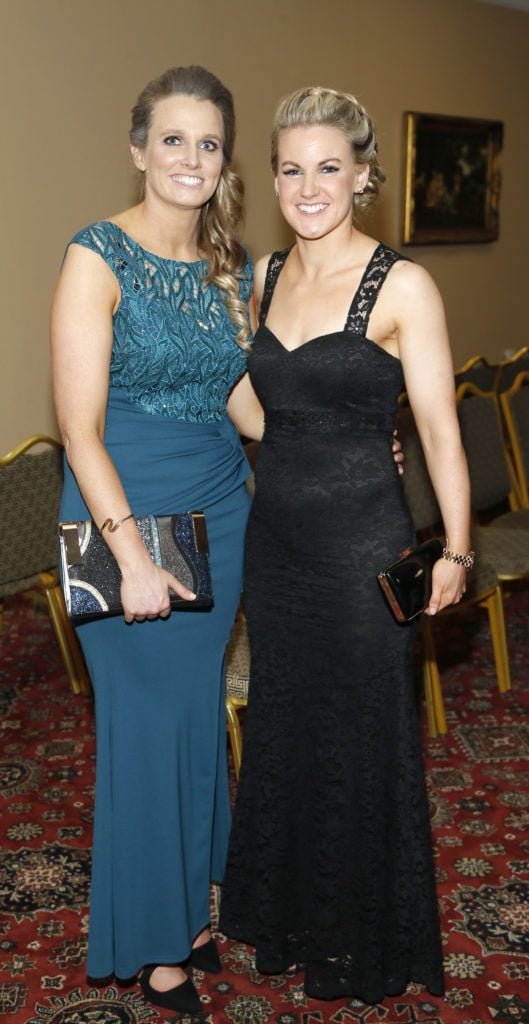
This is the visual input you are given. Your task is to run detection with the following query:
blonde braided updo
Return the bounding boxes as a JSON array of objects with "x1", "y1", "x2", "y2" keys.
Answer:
[
  {"x1": 271, "y1": 86, "x2": 385, "y2": 212},
  {"x1": 130, "y1": 66, "x2": 251, "y2": 349}
]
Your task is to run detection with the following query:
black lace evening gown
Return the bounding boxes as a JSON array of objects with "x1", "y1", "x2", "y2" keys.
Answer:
[{"x1": 219, "y1": 244, "x2": 445, "y2": 1004}]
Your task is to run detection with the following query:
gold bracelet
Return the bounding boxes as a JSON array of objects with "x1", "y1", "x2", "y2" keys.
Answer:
[
  {"x1": 442, "y1": 546, "x2": 475, "y2": 571},
  {"x1": 100, "y1": 513, "x2": 134, "y2": 534}
]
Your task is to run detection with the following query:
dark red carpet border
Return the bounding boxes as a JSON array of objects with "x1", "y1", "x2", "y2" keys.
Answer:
[{"x1": 1, "y1": 589, "x2": 529, "y2": 1024}]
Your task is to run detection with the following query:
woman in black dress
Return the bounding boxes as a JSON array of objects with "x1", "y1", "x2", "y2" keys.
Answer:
[{"x1": 220, "y1": 86, "x2": 472, "y2": 1004}]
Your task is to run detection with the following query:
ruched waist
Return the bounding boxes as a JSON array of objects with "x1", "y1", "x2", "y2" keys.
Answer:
[
  {"x1": 264, "y1": 407, "x2": 395, "y2": 437},
  {"x1": 60, "y1": 387, "x2": 249, "y2": 521},
  {"x1": 103, "y1": 388, "x2": 238, "y2": 444}
]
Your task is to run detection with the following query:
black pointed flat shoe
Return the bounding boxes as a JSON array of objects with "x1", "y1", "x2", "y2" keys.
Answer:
[
  {"x1": 139, "y1": 964, "x2": 202, "y2": 1014},
  {"x1": 190, "y1": 936, "x2": 222, "y2": 974}
]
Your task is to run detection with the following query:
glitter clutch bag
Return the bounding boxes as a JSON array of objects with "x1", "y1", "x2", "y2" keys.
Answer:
[
  {"x1": 377, "y1": 538, "x2": 443, "y2": 623},
  {"x1": 58, "y1": 512, "x2": 213, "y2": 623}
]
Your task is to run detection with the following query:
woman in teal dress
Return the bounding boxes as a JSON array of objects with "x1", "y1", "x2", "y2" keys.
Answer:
[{"x1": 51, "y1": 66, "x2": 264, "y2": 1016}]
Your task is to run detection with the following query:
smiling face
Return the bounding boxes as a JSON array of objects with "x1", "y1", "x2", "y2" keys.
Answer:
[
  {"x1": 275, "y1": 125, "x2": 369, "y2": 240},
  {"x1": 131, "y1": 94, "x2": 224, "y2": 211}
]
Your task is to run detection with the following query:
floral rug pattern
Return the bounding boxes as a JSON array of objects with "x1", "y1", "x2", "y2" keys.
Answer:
[{"x1": 1, "y1": 589, "x2": 529, "y2": 1024}]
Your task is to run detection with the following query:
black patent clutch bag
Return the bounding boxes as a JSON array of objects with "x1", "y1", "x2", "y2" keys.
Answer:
[
  {"x1": 377, "y1": 538, "x2": 443, "y2": 623},
  {"x1": 58, "y1": 512, "x2": 213, "y2": 623}
]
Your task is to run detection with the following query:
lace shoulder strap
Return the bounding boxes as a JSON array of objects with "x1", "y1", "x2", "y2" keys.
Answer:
[
  {"x1": 259, "y1": 247, "x2": 291, "y2": 323},
  {"x1": 345, "y1": 243, "x2": 412, "y2": 336}
]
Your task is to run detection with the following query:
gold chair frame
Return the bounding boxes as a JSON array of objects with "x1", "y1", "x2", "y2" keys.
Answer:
[
  {"x1": 224, "y1": 443, "x2": 260, "y2": 776},
  {"x1": 495, "y1": 346, "x2": 529, "y2": 394},
  {"x1": 224, "y1": 607, "x2": 250, "y2": 779},
  {"x1": 422, "y1": 583, "x2": 511, "y2": 737},
  {"x1": 426, "y1": 380, "x2": 529, "y2": 734},
  {"x1": 456, "y1": 380, "x2": 522, "y2": 512},
  {"x1": 226, "y1": 695, "x2": 245, "y2": 780},
  {"x1": 397, "y1": 395, "x2": 518, "y2": 738},
  {"x1": 0, "y1": 435, "x2": 91, "y2": 695},
  {"x1": 499, "y1": 370, "x2": 529, "y2": 508},
  {"x1": 454, "y1": 354, "x2": 499, "y2": 392}
]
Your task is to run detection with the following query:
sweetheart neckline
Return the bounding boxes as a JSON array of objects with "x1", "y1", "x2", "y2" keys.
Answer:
[{"x1": 259, "y1": 324, "x2": 401, "y2": 364}]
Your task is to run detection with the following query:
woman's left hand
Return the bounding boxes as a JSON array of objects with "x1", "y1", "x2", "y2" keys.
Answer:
[
  {"x1": 392, "y1": 430, "x2": 404, "y2": 475},
  {"x1": 426, "y1": 558, "x2": 467, "y2": 615}
]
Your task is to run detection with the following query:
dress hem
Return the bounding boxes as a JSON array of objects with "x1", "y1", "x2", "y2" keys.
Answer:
[{"x1": 219, "y1": 921, "x2": 445, "y2": 1005}]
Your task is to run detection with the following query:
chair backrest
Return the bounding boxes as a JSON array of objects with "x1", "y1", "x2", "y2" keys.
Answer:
[
  {"x1": 499, "y1": 371, "x2": 529, "y2": 507},
  {"x1": 455, "y1": 355, "x2": 499, "y2": 393},
  {"x1": 396, "y1": 405, "x2": 441, "y2": 533},
  {"x1": 0, "y1": 435, "x2": 64, "y2": 597},
  {"x1": 495, "y1": 347, "x2": 529, "y2": 394},
  {"x1": 456, "y1": 382, "x2": 518, "y2": 514}
]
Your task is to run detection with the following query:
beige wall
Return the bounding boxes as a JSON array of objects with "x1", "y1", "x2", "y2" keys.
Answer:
[{"x1": 2, "y1": 0, "x2": 528, "y2": 451}]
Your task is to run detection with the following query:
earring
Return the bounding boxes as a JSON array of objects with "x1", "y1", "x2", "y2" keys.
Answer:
[
  {"x1": 355, "y1": 188, "x2": 364, "y2": 195},
  {"x1": 274, "y1": 190, "x2": 279, "y2": 199}
]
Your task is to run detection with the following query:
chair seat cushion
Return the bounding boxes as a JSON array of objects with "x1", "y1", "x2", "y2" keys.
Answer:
[{"x1": 472, "y1": 524, "x2": 529, "y2": 580}]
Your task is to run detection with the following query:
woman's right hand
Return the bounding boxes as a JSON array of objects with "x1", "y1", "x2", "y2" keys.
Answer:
[{"x1": 120, "y1": 559, "x2": 196, "y2": 623}]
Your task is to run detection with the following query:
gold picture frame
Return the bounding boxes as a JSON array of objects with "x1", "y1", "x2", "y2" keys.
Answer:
[{"x1": 402, "y1": 112, "x2": 503, "y2": 245}]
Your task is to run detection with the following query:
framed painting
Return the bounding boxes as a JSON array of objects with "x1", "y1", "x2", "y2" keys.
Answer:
[{"x1": 402, "y1": 112, "x2": 503, "y2": 245}]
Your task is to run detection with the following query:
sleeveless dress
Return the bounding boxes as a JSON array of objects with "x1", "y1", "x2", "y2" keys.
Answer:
[
  {"x1": 59, "y1": 221, "x2": 252, "y2": 980},
  {"x1": 219, "y1": 244, "x2": 445, "y2": 1004}
]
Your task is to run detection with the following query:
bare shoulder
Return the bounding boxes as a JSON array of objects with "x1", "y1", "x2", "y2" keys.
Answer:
[
  {"x1": 54, "y1": 238, "x2": 119, "y2": 317},
  {"x1": 60, "y1": 241, "x2": 118, "y2": 291},
  {"x1": 253, "y1": 253, "x2": 272, "y2": 306},
  {"x1": 388, "y1": 258, "x2": 442, "y2": 305},
  {"x1": 384, "y1": 259, "x2": 450, "y2": 354}
]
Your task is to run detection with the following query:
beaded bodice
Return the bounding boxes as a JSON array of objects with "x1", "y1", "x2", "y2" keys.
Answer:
[{"x1": 70, "y1": 221, "x2": 252, "y2": 422}]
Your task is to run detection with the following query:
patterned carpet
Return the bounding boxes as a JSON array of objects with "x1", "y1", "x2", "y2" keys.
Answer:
[{"x1": 1, "y1": 589, "x2": 529, "y2": 1024}]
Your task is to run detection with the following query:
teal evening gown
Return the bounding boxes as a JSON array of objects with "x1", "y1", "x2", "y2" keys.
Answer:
[{"x1": 59, "y1": 222, "x2": 252, "y2": 979}]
